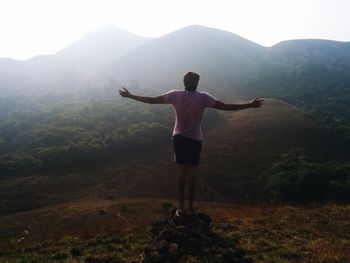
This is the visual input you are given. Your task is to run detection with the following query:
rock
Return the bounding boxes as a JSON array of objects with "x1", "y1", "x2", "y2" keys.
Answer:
[
  {"x1": 243, "y1": 257, "x2": 254, "y2": 263},
  {"x1": 158, "y1": 229, "x2": 171, "y2": 240},
  {"x1": 167, "y1": 230, "x2": 188, "y2": 244},
  {"x1": 186, "y1": 237, "x2": 203, "y2": 249},
  {"x1": 214, "y1": 235, "x2": 228, "y2": 246},
  {"x1": 199, "y1": 247, "x2": 212, "y2": 257},
  {"x1": 144, "y1": 251, "x2": 166, "y2": 263},
  {"x1": 168, "y1": 243, "x2": 178, "y2": 254},
  {"x1": 156, "y1": 240, "x2": 168, "y2": 253},
  {"x1": 142, "y1": 209, "x2": 252, "y2": 263},
  {"x1": 234, "y1": 247, "x2": 246, "y2": 258},
  {"x1": 162, "y1": 202, "x2": 173, "y2": 212},
  {"x1": 70, "y1": 247, "x2": 82, "y2": 257},
  {"x1": 199, "y1": 234, "x2": 213, "y2": 246},
  {"x1": 175, "y1": 225, "x2": 188, "y2": 232},
  {"x1": 98, "y1": 208, "x2": 107, "y2": 215}
]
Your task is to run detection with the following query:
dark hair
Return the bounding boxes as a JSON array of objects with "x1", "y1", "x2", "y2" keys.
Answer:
[{"x1": 183, "y1": 72, "x2": 200, "y2": 92}]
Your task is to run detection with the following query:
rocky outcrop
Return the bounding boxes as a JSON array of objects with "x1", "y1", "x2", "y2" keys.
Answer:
[{"x1": 142, "y1": 210, "x2": 252, "y2": 262}]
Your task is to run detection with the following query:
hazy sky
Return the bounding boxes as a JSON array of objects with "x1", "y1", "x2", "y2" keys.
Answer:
[{"x1": 1, "y1": 0, "x2": 349, "y2": 60}]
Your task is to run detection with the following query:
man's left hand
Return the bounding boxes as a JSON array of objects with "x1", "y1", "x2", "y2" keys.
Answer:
[{"x1": 119, "y1": 87, "x2": 131, "y2": 98}]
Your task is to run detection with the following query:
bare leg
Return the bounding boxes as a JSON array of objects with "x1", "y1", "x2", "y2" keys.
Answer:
[
  {"x1": 187, "y1": 165, "x2": 197, "y2": 212},
  {"x1": 177, "y1": 164, "x2": 187, "y2": 210}
]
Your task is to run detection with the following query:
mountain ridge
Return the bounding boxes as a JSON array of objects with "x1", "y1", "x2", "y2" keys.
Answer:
[
  {"x1": 2, "y1": 24, "x2": 350, "y2": 98},
  {"x1": 2, "y1": 24, "x2": 350, "y2": 61},
  {"x1": 0, "y1": 26, "x2": 151, "y2": 95}
]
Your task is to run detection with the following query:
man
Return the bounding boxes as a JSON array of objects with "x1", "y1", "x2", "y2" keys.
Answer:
[{"x1": 119, "y1": 72, "x2": 263, "y2": 216}]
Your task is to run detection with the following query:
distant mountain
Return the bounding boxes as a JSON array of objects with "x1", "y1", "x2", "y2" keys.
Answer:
[
  {"x1": 257, "y1": 39, "x2": 350, "y2": 92},
  {"x1": 269, "y1": 39, "x2": 350, "y2": 65},
  {"x1": 99, "y1": 25, "x2": 267, "y2": 96},
  {"x1": 1, "y1": 25, "x2": 350, "y2": 98},
  {"x1": 0, "y1": 26, "x2": 151, "y2": 96},
  {"x1": 54, "y1": 26, "x2": 152, "y2": 75},
  {"x1": 94, "y1": 26, "x2": 350, "y2": 108},
  {"x1": 1, "y1": 25, "x2": 349, "y2": 136}
]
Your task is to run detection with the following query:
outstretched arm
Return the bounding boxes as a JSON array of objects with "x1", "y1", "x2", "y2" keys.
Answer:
[
  {"x1": 212, "y1": 97, "x2": 264, "y2": 111},
  {"x1": 118, "y1": 87, "x2": 165, "y2": 104}
]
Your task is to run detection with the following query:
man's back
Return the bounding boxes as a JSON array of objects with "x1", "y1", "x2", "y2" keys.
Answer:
[{"x1": 163, "y1": 90, "x2": 217, "y2": 141}]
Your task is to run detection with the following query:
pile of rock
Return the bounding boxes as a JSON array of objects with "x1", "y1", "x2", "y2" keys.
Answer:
[{"x1": 142, "y1": 210, "x2": 252, "y2": 263}]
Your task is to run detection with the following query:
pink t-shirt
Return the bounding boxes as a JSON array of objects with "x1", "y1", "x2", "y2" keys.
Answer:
[{"x1": 163, "y1": 90, "x2": 217, "y2": 141}]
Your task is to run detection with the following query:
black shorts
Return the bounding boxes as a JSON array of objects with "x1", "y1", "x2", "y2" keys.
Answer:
[{"x1": 172, "y1": 134, "x2": 202, "y2": 165}]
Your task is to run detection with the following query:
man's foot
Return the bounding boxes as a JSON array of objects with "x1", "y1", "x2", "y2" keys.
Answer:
[{"x1": 175, "y1": 208, "x2": 187, "y2": 217}]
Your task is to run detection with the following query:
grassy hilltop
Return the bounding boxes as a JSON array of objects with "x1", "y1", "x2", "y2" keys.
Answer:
[{"x1": 0, "y1": 200, "x2": 349, "y2": 262}]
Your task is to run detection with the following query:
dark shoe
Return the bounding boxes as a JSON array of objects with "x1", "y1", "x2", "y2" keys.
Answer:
[{"x1": 175, "y1": 208, "x2": 187, "y2": 217}]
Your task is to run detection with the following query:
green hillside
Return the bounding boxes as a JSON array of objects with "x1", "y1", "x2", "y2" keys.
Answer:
[{"x1": 1, "y1": 97, "x2": 348, "y2": 217}]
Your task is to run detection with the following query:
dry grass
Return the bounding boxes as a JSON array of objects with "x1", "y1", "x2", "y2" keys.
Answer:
[
  {"x1": 210, "y1": 204, "x2": 350, "y2": 263},
  {"x1": 0, "y1": 200, "x2": 349, "y2": 262}
]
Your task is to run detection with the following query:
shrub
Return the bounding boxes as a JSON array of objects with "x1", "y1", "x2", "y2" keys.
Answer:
[{"x1": 265, "y1": 148, "x2": 350, "y2": 203}]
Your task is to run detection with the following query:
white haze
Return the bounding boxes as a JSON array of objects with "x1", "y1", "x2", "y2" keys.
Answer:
[{"x1": 1, "y1": 0, "x2": 350, "y2": 60}]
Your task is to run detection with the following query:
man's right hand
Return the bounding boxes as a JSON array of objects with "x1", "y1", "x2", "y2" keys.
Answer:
[
  {"x1": 119, "y1": 87, "x2": 131, "y2": 98},
  {"x1": 251, "y1": 97, "x2": 264, "y2": 108}
]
